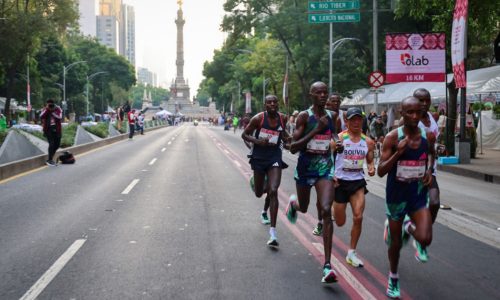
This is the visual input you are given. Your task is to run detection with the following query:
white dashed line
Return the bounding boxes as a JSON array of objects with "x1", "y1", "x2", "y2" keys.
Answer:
[
  {"x1": 168, "y1": 141, "x2": 172, "y2": 145},
  {"x1": 233, "y1": 160, "x2": 241, "y2": 168},
  {"x1": 149, "y1": 158, "x2": 157, "y2": 165},
  {"x1": 20, "y1": 239, "x2": 86, "y2": 300},
  {"x1": 161, "y1": 148, "x2": 166, "y2": 152},
  {"x1": 312, "y1": 243, "x2": 376, "y2": 300},
  {"x1": 224, "y1": 150, "x2": 229, "y2": 154},
  {"x1": 121, "y1": 179, "x2": 140, "y2": 194}
]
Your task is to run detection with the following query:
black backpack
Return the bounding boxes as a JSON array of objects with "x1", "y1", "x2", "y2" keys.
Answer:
[{"x1": 58, "y1": 151, "x2": 75, "y2": 164}]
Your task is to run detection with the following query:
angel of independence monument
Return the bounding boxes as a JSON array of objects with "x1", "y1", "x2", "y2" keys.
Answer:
[{"x1": 167, "y1": 0, "x2": 193, "y2": 116}]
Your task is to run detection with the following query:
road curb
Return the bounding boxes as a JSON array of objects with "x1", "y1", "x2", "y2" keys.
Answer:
[
  {"x1": 437, "y1": 164, "x2": 500, "y2": 184},
  {"x1": 0, "y1": 125, "x2": 167, "y2": 182}
]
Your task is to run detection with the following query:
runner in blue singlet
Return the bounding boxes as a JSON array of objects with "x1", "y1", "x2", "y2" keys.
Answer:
[
  {"x1": 377, "y1": 96, "x2": 436, "y2": 299},
  {"x1": 285, "y1": 81, "x2": 340, "y2": 284}
]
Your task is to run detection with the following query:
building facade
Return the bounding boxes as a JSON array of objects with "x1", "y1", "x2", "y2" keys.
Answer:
[{"x1": 77, "y1": 0, "x2": 99, "y2": 37}]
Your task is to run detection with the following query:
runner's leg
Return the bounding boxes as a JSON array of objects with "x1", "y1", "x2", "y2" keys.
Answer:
[
  {"x1": 428, "y1": 177, "x2": 440, "y2": 223},
  {"x1": 409, "y1": 207, "x2": 433, "y2": 248},
  {"x1": 267, "y1": 167, "x2": 282, "y2": 228},
  {"x1": 316, "y1": 179, "x2": 335, "y2": 265},
  {"x1": 348, "y1": 188, "x2": 366, "y2": 250},
  {"x1": 388, "y1": 218, "x2": 404, "y2": 274}
]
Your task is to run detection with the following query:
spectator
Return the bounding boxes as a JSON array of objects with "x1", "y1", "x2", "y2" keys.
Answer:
[
  {"x1": 127, "y1": 109, "x2": 136, "y2": 140},
  {"x1": 369, "y1": 115, "x2": 387, "y2": 141},
  {"x1": 137, "y1": 112, "x2": 145, "y2": 135},
  {"x1": 40, "y1": 99, "x2": 62, "y2": 166},
  {"x1": 0, "y1": 113, "x2": 7, "y2": 132}
]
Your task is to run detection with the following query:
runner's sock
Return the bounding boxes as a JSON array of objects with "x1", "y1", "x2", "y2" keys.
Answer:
[
  {"x1": 270, "y1": 227, "x2": 277, "y2": 240},
  {"x1": 389, "y1": 272, "x2": 399, "y2": 279},
  {"x1": 262, "y1": 210, "x2": 267, "y2": 214},
  {"x1": 404, "y1": 221, "x2": 415, "y2": 234},
  {"x1": 348, "y1": 249, "x2": 355, "y2": 256}
]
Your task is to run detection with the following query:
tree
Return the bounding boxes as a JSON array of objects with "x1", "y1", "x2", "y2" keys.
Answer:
[{"x1": 0, "y1": 0, "x2": 79, "y2": 121}]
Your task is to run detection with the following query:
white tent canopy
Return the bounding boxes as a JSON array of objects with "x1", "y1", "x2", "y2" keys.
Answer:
[
  {"x1": 155, "y1": 110, "x2": 173, "y2": 117},
  {"x1": 343, "y1": 65, "x2": 500, "y2": 106}
]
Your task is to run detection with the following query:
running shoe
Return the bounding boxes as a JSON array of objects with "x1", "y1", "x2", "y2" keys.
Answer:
[
  {"x1": 267, "y1": 238, "x2": 279, "y2": 248},
  {"x1": 285, "y1": 194, "x2": 298, "y2": 224},
  {"x1": 312, "y1": 222, "x2": 323, "y2": 236},
  {"x1": 386, "y1": 276, "x2": 400, "y2": 299},
  {"x1": 321, "y1": 264, "x2": 338, "y2": 283},
  {"x1": 413, "y1": 240, "x2": 429, "y2": 263},
  {"x1": 383, "y1": 219, "x2": 391, "y2": 246},
  {"x1": 260, "y1": 212, "x2": 271, "y2": 225},
  {"x1": 249, "y1": 175, "x2": 255, "y2": 193},
  {"x1": 346, "y1": 250, "x2": 364, "y2": 268},
  {"x1": 45, "y1": 160, "x2": 57, "y2": 167},
  {"x1": 402, "y1": 215, "x2": 412, "y2": 246}
]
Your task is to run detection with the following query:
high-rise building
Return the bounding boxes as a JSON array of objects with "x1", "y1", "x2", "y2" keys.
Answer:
[
  {"x1": 120, "y1": 4, "x2": 136, "y2": 66},
  {"x1": 137, "y1": 67, "x2": 157, "y2": 87},
  {"x1": 96, "y1": 0, "x2": 122, "y2": 54},
  {"x1": 77, "y1": 0, "x2": 99, "y2": 37}
]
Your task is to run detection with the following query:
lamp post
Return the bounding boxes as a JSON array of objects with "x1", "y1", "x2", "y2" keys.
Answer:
[
  {"x1": 86, "y1": 71, "x2": 108, "y2": 116},
  {"x1": 329, "y1": 38, "x2": 360, "y2": 94},
  {"x1": 63, "y1": 60, "x2": 86, "y2": 118}
]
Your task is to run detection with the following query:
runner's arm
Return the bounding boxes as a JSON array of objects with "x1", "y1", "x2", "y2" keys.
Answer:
[
  {"x1": 377, "y1": 130, "x2": 404, "y2": 177},
  {"x1": 241, "y1": 113, "x2": 267, "y2": 146},
  {"x1": 423, "y1": 131, "x2": 436, "y2": 186},
  {"x1": 281, "y1": 114, "x2": 292, "y2": 150},
  {"x1": 366, "y1": 136, "x2": 376, "y2": 176}
]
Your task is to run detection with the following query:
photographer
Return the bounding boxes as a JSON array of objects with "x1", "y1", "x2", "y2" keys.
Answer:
[{"x1": 40, "y1": 99, "x2": 62, "y2": 166}]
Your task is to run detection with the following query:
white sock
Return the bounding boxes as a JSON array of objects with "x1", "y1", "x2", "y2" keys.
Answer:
[
  {"x1": 389, "y1": 272, "x2": 399, "y2": 279},
  {"x1": 262, "y1": 210, "x2": 267, "y2": 214},
  {"x1": 348, "y1": 249, "x2": 355, "y2": 256},
  {"x1": 318, "y1": 220, "x2": 323, "y2": 224},
  {"x1": 404, "y1": 221, "x2": 414, "y2": 234},
  {"x1": 270, "y1": 227, "x2": 277, "y2": 239}
]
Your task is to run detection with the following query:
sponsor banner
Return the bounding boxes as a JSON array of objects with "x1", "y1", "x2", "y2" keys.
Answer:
[
  {"x1": 451, "y1": 0, "x2": 468, "y2": 88},
  {"x1": 386, "y1": 33, "x2": 445, "y2": 83}
]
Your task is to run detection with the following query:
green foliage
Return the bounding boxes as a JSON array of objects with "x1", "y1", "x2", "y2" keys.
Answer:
[
  {"x1": 0, "y1": 130, "x2": 8, "y2": 146},
  {"x1": 129, "y1": 84, "x2": 170, "y2": 109},
  {"x1": 493, "y1": 104, "x2": 500, "y2": 119},
  {"x1": 29, "y1": 130, "x2": 47, "y2": 141},
  {"x1": 61, "y1": 122, "x2": 77, "y2": 148},
  {"x1": 84, "y1": 122, "x2": 109, "y2": 138}
]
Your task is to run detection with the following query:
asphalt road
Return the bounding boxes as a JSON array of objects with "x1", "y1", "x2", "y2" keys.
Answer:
[{"x1": 0, "y1": 123, "x2": 499, "y2": 299}]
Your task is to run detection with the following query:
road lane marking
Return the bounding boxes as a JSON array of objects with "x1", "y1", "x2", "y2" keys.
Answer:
[
  {"x1": 149, "y1": 158, "x2": 157, "y2": 165},
  {"x1": 121, "y1": 179, "x2": 140, "y2": 194},
  {"x1": 168, "y1": 141, "x2": 172, "y2": 145},
  {"x1": 233, "y1": 160, "x2": 241, "y2": 168},
  {"x1": 161, "y1": 148, "x2": 166, "y2": 152},
  {"x1": 224, "y1": 150, "x2": 229, "y2": 154},
  {"x1": 312, "y1": 243, "x2": 377, "y2": 300},
  {"x1": 20, "y1": 239, "x2": 86, "y2": 300}
]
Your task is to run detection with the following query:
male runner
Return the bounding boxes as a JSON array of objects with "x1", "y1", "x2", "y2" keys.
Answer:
[
  {"x1": 414, "y1": 88, "x2": 443, "y2": 262},
  {"x1": 242, "y1": 95, "x2": 290, "y2": 248},
  {"x1": 312, "y1": 93, "x2": 343, "y2": 236},
  {"x1": 378, "y1": 96, "x2": 435, "y2": 298},
  {"x1": 286, "y1": 81, "x2": 339, "y2": 283},
  {"x1": 333, "y1": 107, "x2": 376, "y2": 267}
]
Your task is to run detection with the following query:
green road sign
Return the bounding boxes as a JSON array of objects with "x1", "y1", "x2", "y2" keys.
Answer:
[
  {"x1": 308, "y1": 1, "x2": 360, "y2": 11},
  {"x1": 308, "y1": 12, "x2": 360, "y2": 23}
]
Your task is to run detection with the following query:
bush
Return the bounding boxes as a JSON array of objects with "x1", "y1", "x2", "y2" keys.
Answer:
[
  {"x1": 0, "y1": 130, "x2": 8, "y2": 147},
  {"x1": 493, "y1": 104, "x2": 500, "y2": 119},
  {"x1": 84, "y1": 122, "x2": 109, "y2": 138},
  {"x1": 115, "y1": 120, "x2": 128, "y2": 133},
  {"x1": 29, "y1": 130, "x2": 47, "y2": 141},
  {"x1": 61, "y1": 123, "x2": 77, "y2": 148}
]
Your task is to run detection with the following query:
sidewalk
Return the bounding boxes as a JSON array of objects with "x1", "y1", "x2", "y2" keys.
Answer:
[{"x1": 437, "y1": 148, "x2": 500, "y2": 184}]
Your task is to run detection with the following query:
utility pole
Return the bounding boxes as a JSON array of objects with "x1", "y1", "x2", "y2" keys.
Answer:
[{"x1": 373, "y1": 0, "x2": 379, "y2": 114}]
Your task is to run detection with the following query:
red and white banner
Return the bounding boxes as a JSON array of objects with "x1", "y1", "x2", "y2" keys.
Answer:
[
  {"x1": 385, "y1": 33, "x2": 446, "y2": 83},
  {"x1": 245, "y1": 92, "x2": 252, "y2": 113},
  {"x1": 451, "y1": 0, "x2": 468, "y2": 88}
]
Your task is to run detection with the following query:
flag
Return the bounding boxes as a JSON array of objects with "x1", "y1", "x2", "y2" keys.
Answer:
[{"x1": 282, "y1": 55, "x2": 289, "y2": 106}]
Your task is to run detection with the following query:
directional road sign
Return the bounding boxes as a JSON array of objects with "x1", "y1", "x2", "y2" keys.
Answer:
[
  {"x1": 308, "y1": 12, "x2": 360, "y2": 23},
  {"x1": 308, "y1": 1, "x2": 360, "y2": 11},
  {"x1": 369, "y1": 87, "x2": 385, "y2": 94}
]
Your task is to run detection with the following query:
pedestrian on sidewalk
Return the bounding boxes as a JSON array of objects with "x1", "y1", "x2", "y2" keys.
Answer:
[
  {"x1": 242, "y1": 95, "x2": 291, "y2": 248},
  {"x1": 377, "y1": 96, "x2": 436, "y2": 299},
  {"x1": 40, "y1": 99, "x2": 62, "y2": 166},
  {"x1": 127, "y1": 109, "x2": 136, "y2": 140},
  {"x1": 286, "y1": 81, "x2": 339, "y2": 284}
]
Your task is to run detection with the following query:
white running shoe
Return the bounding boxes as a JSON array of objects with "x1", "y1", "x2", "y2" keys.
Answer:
[{"x1": 346, "y1": 250, "x2": 364, "y2": 267}]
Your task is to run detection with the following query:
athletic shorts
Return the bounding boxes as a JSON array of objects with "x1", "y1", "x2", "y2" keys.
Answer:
[
  {"x1": 386, "y1": 181, "x2": 428, "y2": 221},
  {"x1": 334, "y1": 179, "x2": 368, "y2": 204},
  {"x1": 295, "y1": 174, "x2": 333, "y2": 186},
  {"x1": 249, "y1": 158, "x2": 288, "y2": 173}
]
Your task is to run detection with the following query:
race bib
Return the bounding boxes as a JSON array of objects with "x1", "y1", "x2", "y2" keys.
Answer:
[
  {"x1": 258, "y1": 128, "x2": 280, "y2": 145},
  {"x1": 342, "y1": 155, "x2": 364, "y2": 172},
  {"x1": 396, "y1": 160, "x2": 426, "y2": 182},
  {"x1": 306, "y1": 134, "x2": 330, "y2": 154}
]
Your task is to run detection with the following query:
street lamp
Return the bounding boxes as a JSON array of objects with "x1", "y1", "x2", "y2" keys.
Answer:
[
  {"x1": 63, "y1": 60, "x2": 86, "y2": 118},
  {"x1": 86, "y1": 71, "x2": 108, "y2": 116},
  {"x1": 329, "y1": 38, "x2": 360, "y2": 94}
]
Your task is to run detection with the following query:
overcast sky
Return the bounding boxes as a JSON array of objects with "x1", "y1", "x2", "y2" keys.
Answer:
[{"x1": 123, "y1": 0, "x2": 227, "y2": 93}]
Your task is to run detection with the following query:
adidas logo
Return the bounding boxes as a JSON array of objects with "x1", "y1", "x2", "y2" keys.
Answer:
[{"x1": 272, "y1": 162, "x2": 279, "y2": 167}]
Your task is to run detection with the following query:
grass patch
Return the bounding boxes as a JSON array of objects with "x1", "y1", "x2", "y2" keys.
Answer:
[
  {"x1": 84, "y1": 122, "x2": 109, "y2": 138},
  {"x1": 61, "y1": 123, "x2": 77, "y2": 148},
  {"x1": 28, "y1": 130, "x2": 47, "y2": 141},
  {"x1": 0, "y1": 130, "x2": 8, "y2": 147},
  {"x1": 115, "y1": 120, "x2": 128, "y2": 134}
]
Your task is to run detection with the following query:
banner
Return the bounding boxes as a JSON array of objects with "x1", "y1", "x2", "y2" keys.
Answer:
[
  {"x1": 282, "y1": 72, "x2": 289, "y2": 106},
  {"x1": 451, "y1": 0, "x2": 468, "y2": 88},
  {"x1": 385, "y1": 33, "x2": 446, "y2": 83},
  {"x1": 245, "y1": 92, "x2": 252, "y2": 113}
]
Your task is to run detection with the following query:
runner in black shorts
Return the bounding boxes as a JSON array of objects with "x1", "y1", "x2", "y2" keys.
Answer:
[
  {"x1": 332, "y1": 107, "x2": 376, "y2": 268},
  {"x1": 242, "y1": 95, "x2": 290, "y2": 248}
]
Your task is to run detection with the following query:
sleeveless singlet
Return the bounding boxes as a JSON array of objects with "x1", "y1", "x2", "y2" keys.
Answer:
[
  {"x1": 249, "y1": 112, "x2": 285, "y2": 161},
  {"x1": 335, "y1": 131, "x2": 368, "y2": 181},
  {"x1": 418, "y1": 111, "x2": 438, "y2": 176},
  {"x1": 295, "y1": 108, "x2": 335, "y2": 179}
]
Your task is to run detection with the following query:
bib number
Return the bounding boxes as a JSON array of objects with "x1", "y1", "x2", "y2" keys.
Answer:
[
  {"x1": 306, "y1": 134, "x2": 330, "y2": 154},
  {"x1": 342, "y1": 155, "x2": 364, "y2": 172},
  {"x1": 258, "y1": 128, "x2": 280, "y2": 145},
  {"x1": 396, "y1": 160, "x2": 426, "y2": 182}
]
